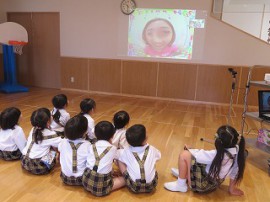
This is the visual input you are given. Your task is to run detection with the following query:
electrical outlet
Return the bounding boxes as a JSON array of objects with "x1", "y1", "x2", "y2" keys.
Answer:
[{"x1": 70, "y1": 77, "x2": 75, "y2": 83}]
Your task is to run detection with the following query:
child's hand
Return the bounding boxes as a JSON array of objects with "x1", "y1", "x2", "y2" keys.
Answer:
[
  {"x1": 229, "y1": 187, "x2": 244, "y2": 196},
  {"x1": 229, "y1": 179, "x2": 244, "y2": 196}
]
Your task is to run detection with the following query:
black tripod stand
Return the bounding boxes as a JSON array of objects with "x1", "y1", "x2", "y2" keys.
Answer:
[
  {"x1": 201, "y1": 68, "x2": 237, "y2": 144},
  {"x1": 227, "y1": 68, "x2": 237, "y2": 125}
]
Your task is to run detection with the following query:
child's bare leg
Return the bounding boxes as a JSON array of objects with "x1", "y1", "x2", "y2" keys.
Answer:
[
  {"x1": 112, "y1": 176, "x2": 126, "y2": 191},
  {"x1": 117, "y1": 160, "x2": 127, "y2": 174},
  {"x1": 178, "y1": 150, "x2": 192, "y2": 185},
  {"x1": 229, "y1": 178, "x2": 244, "y2": 196},
  {"x1": 164, "y1": 150, "x2": 191, "y2": 192}
]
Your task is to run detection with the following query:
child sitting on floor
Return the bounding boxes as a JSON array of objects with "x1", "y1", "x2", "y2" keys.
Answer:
[
  {"x1": 59, "y1": 115, "x2": 91, "y2": 186},
  {"x1": 0, "y1": 107, "x2": 26, "y2": 160},
  {"x1": 117, "y1": 124, "x2": 161, "y2": 193},
  {"x1": 50, "y1": 94, "x2": 70, "y2": 137},
  {"x1": 21, "y1": 108, "x2": 62, "y2": 175},
  {"x1": 164, "y1": 125, "x2": 246, "y2": 196},
  {"x1": 112, "y1": 110, "x2": 130, "y2": 149},
  {"x1": 79, "y1": 98, "x2": 96, "y2": 143},
  {"x1": 82, "y1": 121, "x2": 125, "y2": 197}
]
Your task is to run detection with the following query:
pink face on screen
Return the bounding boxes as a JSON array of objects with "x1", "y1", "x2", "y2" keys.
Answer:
[{"x1": 144, "y1": 19, "x2": 174, "y2": 52}]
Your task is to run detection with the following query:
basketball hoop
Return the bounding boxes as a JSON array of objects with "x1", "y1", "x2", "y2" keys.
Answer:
[{"x1": 8, "y1": 40, "x2": 28, "y2": 55}]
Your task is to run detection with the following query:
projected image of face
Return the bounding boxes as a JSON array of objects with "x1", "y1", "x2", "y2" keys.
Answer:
[
  {"x1": 143, "y1": 19, "x2": 176, "y2": 55},
  {"x1": 127, "y1": 9, "x2": 205, "y2": 59}
]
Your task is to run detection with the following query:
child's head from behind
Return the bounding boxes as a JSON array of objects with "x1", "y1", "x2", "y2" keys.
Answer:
[
  {"x1": 52, "y1": 94, "x2": 68, "y2": 109},
  {"x1": 65, "y1": 115, "x2": 88, "y2": 140},
  {"x1": 30, "y1": 108, "x2": 51, "y2": 144},
  {"x1": 215, "y1": 125, "x2": 239, "y2": 148},
  {"x1": 0, "y1": 107, "x2": 21, "y2": 130},
  {"x1": 80, "y1": 98, "x2": 96, "y2": 114},
  {"x1": 113, "y1": 110, "x2": 130, "y2": 130},
  {"x1": 31, "y1": 108, "x2": 51, "y2": 129},
  {"x1": 126, "y1": 124, "x2": 146, "y2": 147},
  {"x1": 95, "y1": 121, "x2": 115, "y2": 141},
  {"x1": 142, "y1": 18, "x2": 175, "y2": 52}
]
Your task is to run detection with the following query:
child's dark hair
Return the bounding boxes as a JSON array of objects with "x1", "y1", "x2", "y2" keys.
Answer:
[
  {"x1": 65, "y1": 115, "x2": 88, "y2": 140},
  {"x1": 52, "y1": 94, "x2": 68, "y2": 124},
  {"x1": 30, "y1": 108, "x2": 51, "y2": 144},
  {"x1": 0, "y1": 107, "x2": 21, "y2": 130},
  {"x1": 113, "y1": 111, "x2": 130, "y2": 130},
  {"x1": 126, "y1": 124, "x2": 146, "y2": 147},
  {"x1": 208, "y1": 125, "x2": 245, "y2": 184},
  {"x1": 95, "y1": 121, "x2": 115, "y2": 141},
  {"x1": 80, "y1": 98, "x2": 96, "y2": 114}
]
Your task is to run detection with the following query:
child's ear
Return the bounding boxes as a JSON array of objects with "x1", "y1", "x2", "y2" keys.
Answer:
[
  {"x1": 47, "y1": 120, "x2": 51, "y2": 127},
  {"x1": 142, "y1": 136, "x2": 148, "y2": 145}
]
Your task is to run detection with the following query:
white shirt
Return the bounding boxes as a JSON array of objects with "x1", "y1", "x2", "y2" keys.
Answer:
[
  {"x1": 59, "y1": 138, "x2": 91, "y2": 177},
  {"x1": 22, "y1": 128, "x2": 62, "y2": 159},
  {"x1": 112, "y1": 128, "x2": 129, "y2": 149},
  {"x1": 50, "y1": 108, "x2": 70, "y2": 132},
  {"x1": 0, "y1": 125, "x2": 26, "y2": 152},
  {"x1": 86, "y1": 140, "x2": 117, "y2": 174},
  {"x1": 117, "y1": 144, "x2": 161, "y2": 183},
  {"x1": 189, "y1": 146, "x2": 239, "y2": 179},
  {"x1": 83, "y1": 114, "x2": 95, "y2": 139}
]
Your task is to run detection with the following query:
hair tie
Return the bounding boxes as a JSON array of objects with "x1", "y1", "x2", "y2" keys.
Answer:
[{"x1": 215, "y1": 133, "x2": 223, "y2": 144}]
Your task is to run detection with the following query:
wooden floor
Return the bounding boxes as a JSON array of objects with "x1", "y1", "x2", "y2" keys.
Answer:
[{"x1": 0, "y1": 87, "x2": 269, "y2": 202}]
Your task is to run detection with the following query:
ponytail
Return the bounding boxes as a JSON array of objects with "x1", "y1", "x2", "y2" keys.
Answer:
[
  {"x1": 30, "y1": 108, "x2": 50, "y2": 144},
  {"x1": 235, "y1": 136, "x2": 246, "y2": 183},
  {"x1": 33, "y1": 127, "x2": 44, "y2": 144},
  {"x1": 52, "y1": 109, "x2": 61, "y2": 124},
  {"x1": 208, "y1": 138, "x2": 225, "y2": 180}
]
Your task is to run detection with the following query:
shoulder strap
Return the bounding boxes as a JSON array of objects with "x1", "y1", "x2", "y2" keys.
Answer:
[
  {"x1": 26, "y1": 132, "x2": 58, "y2": 157},
  {"x1": 43, "y1": 134, "x2": 59, "y2": 140},
  {"x1": 92, "y1": 144, "x2": 112, "y2": 172},
  {"x1": 26, "y1": 135, "x2": 35, "y2": 157},
  {"x1": 69, "y1": 141, "x2": 84, "y2": 173},
  {"x1": 132, "y1": 146, "x2": 150, "y2": 183}
]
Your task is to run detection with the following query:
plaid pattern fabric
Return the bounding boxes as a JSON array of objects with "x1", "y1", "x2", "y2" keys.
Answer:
[
  {"x1": 82, "y1": 144, "x2": 113, "y2": 196},
  {"x1": 21, "y1": 133, "x2": 58, "y2": 175},
  {"x1": 0, "y1": 149, "x2": 22, "y2": 161},
  {"x1": 21, "y1": 155, "x2": 56, "y2": 175},
  {"x1": 190, "y1": 157, "x2": 219, "y2": 193},
  {"x1": 68, "y1": 142, "x2": 83, "y2": 173},
  {"x1": 123, "y1": 146, "x2": 158, "y2": 193},
  {"x1": 123, "y1": 171, "x2": 158, "y2": 193},
  {"x1": 82, "y1": 168, "x2": 113, "y2": 197},
  {"x1": 60, "y1": 172, "x2": 83, "y2": 186}
]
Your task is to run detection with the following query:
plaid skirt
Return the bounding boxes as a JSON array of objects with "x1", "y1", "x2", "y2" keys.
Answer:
[
  {"x1": 82, "y1": 168, "x2": 113, "y2": 197},
  {"x1": 190, "y1": 157, "x2": 219, "y2": 193},
  {"x1": 123, "y1": 171, "x2": 158, "y2": 193},
  {"x1": 0, "y1": 149, "x2": 22, "y2": 161},
  {"x1": 60, "y1": 172, "x2": 83, "y2": 186},
  {"x1": 21, "y1": 155, "x2": 56, "y2": 175}
]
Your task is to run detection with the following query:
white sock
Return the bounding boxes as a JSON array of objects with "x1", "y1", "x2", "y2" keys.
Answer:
[{"x1": 177, "y1": 177, "x2": 187, "y2": 186}]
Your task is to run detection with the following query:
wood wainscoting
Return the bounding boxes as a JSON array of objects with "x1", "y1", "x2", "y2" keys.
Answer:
[{"x1": 61, "y1": 57, "x2": 270, "y2": 106}]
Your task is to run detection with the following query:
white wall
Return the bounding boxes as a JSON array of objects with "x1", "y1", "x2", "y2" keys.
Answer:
[{"x1": 0, "y1": 0, "x2": 270, "y2": 66}]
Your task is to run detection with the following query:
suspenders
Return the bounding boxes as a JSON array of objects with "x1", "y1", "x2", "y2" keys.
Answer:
[
  {"x1": 132, "y1": 146, "x2": 150, "y2": 183},
  {"x1": 26, "y1": 133, "x2": 59, "y2": 157},
  {"x1": 68, "y1": 141, "x2": 83, "y2": 173},
  {"x1": 92, "y1": 144, "x2": 112, "y2": 172}
]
